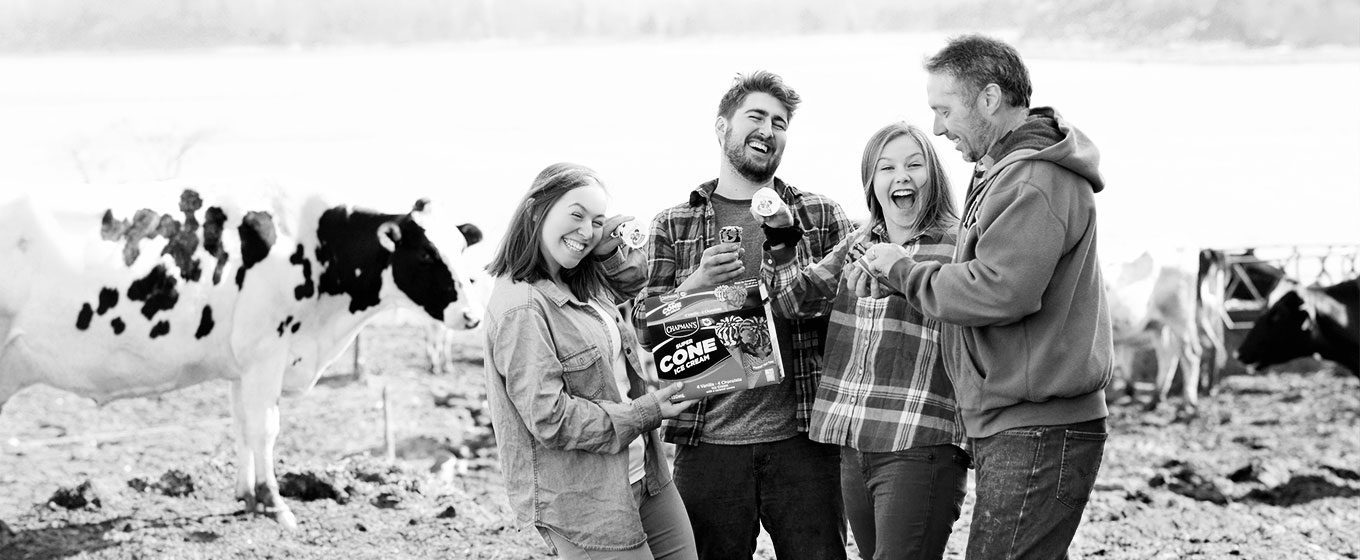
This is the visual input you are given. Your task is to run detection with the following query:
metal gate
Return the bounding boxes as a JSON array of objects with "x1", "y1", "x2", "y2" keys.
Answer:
[
  {"x1": 1208, "y1": 244, "x2": 1360, "y2": 329},
  {"x1": 1200, "y1": 242, "x2": 1360, "y2": 375}
]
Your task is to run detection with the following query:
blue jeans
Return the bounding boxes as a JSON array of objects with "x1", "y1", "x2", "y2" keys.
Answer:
[
  {"x1": 673, "y1": 433, "x2": 846, "y2": 560},
  {"x1": 841, "y1": 444, "x2": 970, "y2": 560},
  {"x1": 966, "y1": 418, "x2": 1107, "y2": 560}
]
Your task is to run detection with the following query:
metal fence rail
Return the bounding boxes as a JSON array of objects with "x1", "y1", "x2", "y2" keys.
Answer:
[{"x1": 1207, "y1": 244, "x2": 1360, "y2": 330}]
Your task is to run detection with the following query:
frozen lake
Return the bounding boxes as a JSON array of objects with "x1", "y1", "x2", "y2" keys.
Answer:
[{"x1": 1, "y1": 33, "x2": 1357, "y2": 270}]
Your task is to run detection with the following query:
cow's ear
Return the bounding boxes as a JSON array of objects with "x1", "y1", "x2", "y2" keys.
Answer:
[
  {"x1": 458, "y1": 223, "x2": 483, "y2": 247},
  {"x1": 378, "y1": 221, "x2": 401, "y2": 252},
  {"x1": 411, "y1": 199, "x2": 433, "y2": 229}
]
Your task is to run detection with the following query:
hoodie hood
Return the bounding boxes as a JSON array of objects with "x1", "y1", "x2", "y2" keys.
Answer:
[{"x1": 984, "y1": 107, "x2": 1104, "y2": 193}]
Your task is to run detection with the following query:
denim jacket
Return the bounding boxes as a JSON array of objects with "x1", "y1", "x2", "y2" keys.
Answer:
[{"x1": 484, "y1": 248, "x2": 674, "y2": 551}]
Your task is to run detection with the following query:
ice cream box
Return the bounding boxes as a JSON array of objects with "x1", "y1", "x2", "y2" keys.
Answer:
[{"x1": 637, "y1": 279, "x2": 785, "y2": 401}]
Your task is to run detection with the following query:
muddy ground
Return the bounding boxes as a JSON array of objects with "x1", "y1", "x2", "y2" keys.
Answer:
[{"x1": 2, "y1": 324, "x2": 1357, "y2": 559}]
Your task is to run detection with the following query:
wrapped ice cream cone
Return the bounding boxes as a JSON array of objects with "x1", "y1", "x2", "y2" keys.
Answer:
[
  {"x1": 611, "y1": 219, "x2": 647, "y2": 249},
  {"x1": 751, "y1": 187, "x2": 783, "y2": 217}
]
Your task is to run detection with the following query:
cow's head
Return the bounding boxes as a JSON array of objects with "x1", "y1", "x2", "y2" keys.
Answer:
[
  {"x1": 378, "y1": 199, "x2": 484, "y2": 329},
  {"x1": 1235, "y1": 290, "x2": 1311, "y2": 370}
]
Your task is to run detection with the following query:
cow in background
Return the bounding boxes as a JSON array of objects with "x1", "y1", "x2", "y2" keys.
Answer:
[
  {"x1": 1106, "y1": 251, "x2": 1220, "y2": 413},
  {"x1": 1197, "y1": 249, "x2": 1291, "y2": 389},
  {"x1": 1236, "y1": 278, "x2": 1359, "y2": 377},
  {"x1": 426, "y1": 259, "x2": 490, "y2": 376},
  {"x1": 0, "y1": 186, "x2": 483, "y2": 528},
  {"x1": 1196, "y1": 250, "x2": 1231, "y2": 391}
]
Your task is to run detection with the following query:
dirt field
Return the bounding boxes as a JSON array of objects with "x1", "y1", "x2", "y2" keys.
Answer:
[{"x1": 2, "y1": 324, "x2": 1357, "y2": 559}]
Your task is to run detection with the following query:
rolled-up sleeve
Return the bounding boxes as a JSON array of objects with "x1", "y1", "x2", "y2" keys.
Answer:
[
  {"x1": 762, "y1": 235, "x2": 852, "y2": 320},
  {"x1": 492, "y1": 304, "x2": 662, "y2": 454}
]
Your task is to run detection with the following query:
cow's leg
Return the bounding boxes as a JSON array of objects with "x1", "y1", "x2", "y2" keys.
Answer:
[
  {"x1": 1198, "y1": 319, "x2": 1227, "y2": 396},
  {"x1": 0, "y1": 374, "x2": 24, "y2": 458},
  {"x1": 239, "y1": 364, "x2": 297, "y2": 530},
  {"x1": 425, "y1": 324, "x2": 446, "y2": 375},
  {"x1": 229, "y1": 380, "x2": 257, "y2": 511},
  {"x1": 0, "y1": 332, "x2": 25, "y2": 416},
  {"x1": 252, "y1": 402, "x2": 295, "y2": 529},
  {"x1": 1148, "y1": 327, "x2": 1180, "y2": 411},
  {"x1": 1108, "y1": 342, "x2": 1138, "y2": 403},
  {"x1": 1178, "y1": 334, "x2": 1202, "y2": 416}
]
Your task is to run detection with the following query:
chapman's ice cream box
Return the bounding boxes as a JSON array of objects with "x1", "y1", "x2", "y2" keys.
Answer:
[{"x1": 638, "y1": 279, "x2": 785, "y2": 401}]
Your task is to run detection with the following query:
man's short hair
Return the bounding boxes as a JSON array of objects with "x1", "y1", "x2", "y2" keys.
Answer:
[
  {"x1": 924, "y1": 35, "x2": 1031, "y2": 109},
  {"x1": 717, "y1": 70, "x2": 801, "y2": 120}
]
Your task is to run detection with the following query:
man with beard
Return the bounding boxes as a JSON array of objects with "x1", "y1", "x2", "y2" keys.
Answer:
[
  {"x1": 853, "y1": 35, "x2": 1112, "y2": 559},
  {"x1": 636, "y1": 70, "x2": 852, "y2": 560}
]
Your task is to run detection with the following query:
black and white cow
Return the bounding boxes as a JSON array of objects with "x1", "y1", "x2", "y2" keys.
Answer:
[
  {"x1": 0, "y1": 187, "x2": 483, "y2": 528},
  {"x1": 1236, "y1": 278, "x2": 1359, "y2": 377}
]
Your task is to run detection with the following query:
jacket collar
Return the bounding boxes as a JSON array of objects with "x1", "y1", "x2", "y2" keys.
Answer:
[
  {"x1": 532, "y1": 278, "x2": 581, "y2": 308},
  {"x1": 688, "y1": 177, "x2": 802, "y2": 207}
]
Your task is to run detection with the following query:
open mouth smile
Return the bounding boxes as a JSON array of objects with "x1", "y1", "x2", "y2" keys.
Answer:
[{"x1": 890, "y1": 188, "x2": 916, "y2": 210}]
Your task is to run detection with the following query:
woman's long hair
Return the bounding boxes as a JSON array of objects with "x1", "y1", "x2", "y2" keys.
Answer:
[
  {"x1": 860, "y1": 122, "x2": 957, "y2": 235},
  {"x1": 486, "y1": 162, "x2": 610, "y2": 302}
]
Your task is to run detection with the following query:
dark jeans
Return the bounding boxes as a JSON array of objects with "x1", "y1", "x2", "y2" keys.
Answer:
[
  {"x1": 841, "y1": 444, "x2": 970, "y2": 560},
  {"x1": 967, "y1": 418, "x2": 1107, "y2": 560},
  {"x1": 673, "y1": 433, "x2": 846, "y2": 560}
]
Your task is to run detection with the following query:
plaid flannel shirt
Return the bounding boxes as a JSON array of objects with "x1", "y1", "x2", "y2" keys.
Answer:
[
  {"x1": 636, "y1": 178, "x2": 852, "y2": 446},
  {"x1": 763, "y1": 222, "x2": 966, "y2": 452}
]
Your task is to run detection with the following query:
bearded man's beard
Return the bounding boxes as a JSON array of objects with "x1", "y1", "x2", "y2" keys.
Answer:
[{"x1": 724, "y1": 130, "x2": 780, "y2": 183}]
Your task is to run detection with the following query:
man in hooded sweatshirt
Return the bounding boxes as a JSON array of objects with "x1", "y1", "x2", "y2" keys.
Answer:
[{"x1": 851, "y1": 34, "x2": 1113, "y2": 559}]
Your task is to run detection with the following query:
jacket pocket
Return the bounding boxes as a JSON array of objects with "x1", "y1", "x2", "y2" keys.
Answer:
[
  {"x1": 559, "y1": 346, "x2": 606, "y2": 400},
  {"x1": 960, "y1": 327, "x2": 987, "y2": 380}
]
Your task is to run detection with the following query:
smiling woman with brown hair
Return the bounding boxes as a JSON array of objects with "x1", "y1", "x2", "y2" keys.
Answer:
[
  {"x1": 757, "y1": 122, "x2": 967, "y2": 560},
  {"x1": 482, "y1": 162, "x2": 699, "y2": 559}
]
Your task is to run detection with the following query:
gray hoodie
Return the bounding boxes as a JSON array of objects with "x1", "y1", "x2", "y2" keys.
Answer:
[{"x1": 882, "y1": 107, "x2": 1112, "y2": 437}]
